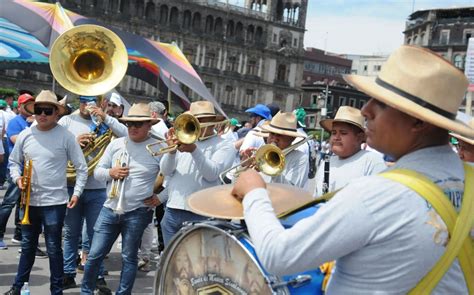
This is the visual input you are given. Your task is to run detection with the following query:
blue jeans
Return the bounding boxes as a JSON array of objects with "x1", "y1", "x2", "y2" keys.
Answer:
[
  {"x1": 13, "y1": 205, "x2": 67, "y2": 295},
  {"x1": 161, "y1": 207, "x2": 208, "y2": 247},
  {"x1": 81, "y1": 207, "x2": 153, "y2": 295},
  {"x1": 0, "y1": 176, "x2": 21, "y2": 240},
  {"x1": 63, "y1": 188, "x2": 106, "y2": 278},
  {"x1": 0, "y1": 137, "x2": 9, "y2": 185}
]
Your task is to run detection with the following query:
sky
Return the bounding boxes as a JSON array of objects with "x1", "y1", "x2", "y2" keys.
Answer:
[{"x1": 305, "y1": 0, "x2": 474, "y2": 55}]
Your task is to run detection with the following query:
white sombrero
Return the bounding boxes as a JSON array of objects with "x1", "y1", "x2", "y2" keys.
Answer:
[
  {"x1": 261, "y1": 112, "x2": 305, "y2": 138},
  {"x1": 119, "y1": 103, "x2": 159, "y2": 124},
  {"x1": 320, "y1": 106, "x2": 364, "y2": 132},
  {"x1": 343, "y1": 45, "x2": 474, "y2": 138}
]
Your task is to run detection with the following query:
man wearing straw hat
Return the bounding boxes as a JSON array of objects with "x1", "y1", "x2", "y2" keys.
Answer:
[
  {"x1": 232, "y1": 45, "x2": 474, "y2": 294},
  {"x1": 314, "y1": 106, "x2": 386, "y2": 196},
  {"x1": 81, "y1": 103, "x2": 161, "y2": 295},
  {"x1": 4, "y1": 90, "x2": 87, "y2": 295},
  {"x1": 260, "y1": 112, "x2": 309, "y2": 188},
  {"x1": 160, "y1": 101, "x2": 234, "y2": 246}
]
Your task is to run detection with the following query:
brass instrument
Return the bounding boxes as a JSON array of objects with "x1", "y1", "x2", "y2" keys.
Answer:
[
  {"x1": 153, "y1": 172, "x2": 165, "y2": 194},
  {"x1": 146, "y1": 113, "x2": 229, "y2": 156},
  {"x1": 219, "y1": 135, "x2": 315, "y2": 183},
  {"x1": 110, "y1": 145, "x2": 129, "y2": 215},
  {"x1": 20, "y1": 155, "x2": 33, "y2": 225},
  {"x1": 49, "y1": 25, "x2": 128, "y2": 96}
]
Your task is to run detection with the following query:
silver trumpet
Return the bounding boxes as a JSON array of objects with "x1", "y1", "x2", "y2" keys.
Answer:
[{"x1": 109, "y1": 148, "x2": 129, "y2": 215}]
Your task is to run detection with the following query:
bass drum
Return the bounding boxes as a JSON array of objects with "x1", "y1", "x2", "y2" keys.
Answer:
[{"x1": 154, "y1": 207, "x2": 324, "y2": 294}]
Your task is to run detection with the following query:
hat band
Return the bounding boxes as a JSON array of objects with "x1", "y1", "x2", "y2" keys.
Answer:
[
  {"x1": 375, "y1": 78, "x2": 455, "y2": 120},
  {"x1": 269, "y1": 124, "x2": 297, "y2": 132},
  {"x1": 193, "y1": 112, "x2": 215, "y2": 116},
  {"x1": 127, "y1": 115, "x2": 151, "y2": 118}
]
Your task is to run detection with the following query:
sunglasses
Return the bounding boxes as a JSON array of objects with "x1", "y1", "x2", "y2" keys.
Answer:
[
  {"x1": 125, "y1": 121, "x2": 149, "y2": 128},
  {"x1": 34, "y1": 106, "x2": 55, "y2": 116}
]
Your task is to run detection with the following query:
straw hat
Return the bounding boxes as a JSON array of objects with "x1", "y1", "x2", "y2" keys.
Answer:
[
  {"x1": 119, "y1": 103, "x2": 159, "y2": 124},
  {"x1": 450, "y1": 119, "x2": 474, "y2": 145},
  {"x1": 261, "y1": 112, "x2": 304, "y2": 138},
  {"x1": 189, "y1": 101, "x2": 224, "y2": 121},
  {"x1": 320, "y1": 106, "x2": 364, "y2": 132},
  {"x1": 253, "y1": 121, "x2": 270, "y2": 138},
  {"x1": 344, "y1": 45, "x2": 474, "y2": 138},
  {"x1": 24, "y1": 90, "x2": 67, "y2": 116}
]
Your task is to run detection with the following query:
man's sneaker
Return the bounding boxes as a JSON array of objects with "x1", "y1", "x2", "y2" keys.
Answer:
[
  {"x1": 96, "y1": 278, "x2": 112, "y2": 295},
  {"x1": 3, "y1": 287, "x2": 20, "y2": 295},
  {"x1": 62, "y1": 276, "x2": 77, "y2": 290},
  {"x1": 11, "y1": 237, "x2": 21, "y2": 244},
  {"x1": 0, "y1": 239, "x2": 7, "y2": 250},
  {"x1": 35, "y1": 248, "x2": 48, "y2": 259},
  {"x1": 138, "y1": 258, "x2": 150, "y2": 272}
]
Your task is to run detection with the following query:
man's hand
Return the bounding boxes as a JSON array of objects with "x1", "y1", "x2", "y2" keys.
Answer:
[
  {"x1": 89, "y1": 106, "x2": 106, "y2": 121},
  {"x1": 166, "y1": 128, "x2": 178, "y2": 154},
  {"x1": 177, "y1": 143, "x2": 196, "y2": 153},
  {"x1": 109, "y1": 166, "x2": 129, "y2": 180},
  {"x1": 77, "y1": 133, "x2": 96, "y2": 148},
  {"x1": 16, "y1": 177, "x2": 25, "y2": 190},
  {"x1": 143, "y1": 194, "x2": 161, "y2": 207},
  {"x1": 68, "y1": 195, "x2": 79, "y2": 209},
  {"x1": 26, "y1": 116, "x2": 35, "y2": 123},
  {"x1": 232, "y1": 169, "x2": 266, "y2": 202}
]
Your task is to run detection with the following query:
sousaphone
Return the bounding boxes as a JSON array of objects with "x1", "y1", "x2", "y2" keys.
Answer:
[{"x1": 50, "y1": 24, "x2": 128, "y2": 182}]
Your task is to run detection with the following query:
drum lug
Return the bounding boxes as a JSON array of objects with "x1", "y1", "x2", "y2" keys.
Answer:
[{"x1": 271, "y1": 274, "x2": 312, "y2": 289}]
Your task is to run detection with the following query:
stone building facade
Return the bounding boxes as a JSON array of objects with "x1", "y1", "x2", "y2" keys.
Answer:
[{"x1": 18, "y1": 0, "x2": 307, "y2": 118}]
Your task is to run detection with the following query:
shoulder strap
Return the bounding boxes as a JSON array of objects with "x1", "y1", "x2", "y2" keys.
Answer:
[{"x1": 380, "y1": 164, "x2": 474, "y2": 294}]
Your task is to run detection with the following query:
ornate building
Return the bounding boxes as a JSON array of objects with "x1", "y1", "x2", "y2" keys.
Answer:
[{"x1": 51, "y1": 0, "x2": 307, "y2": 117}]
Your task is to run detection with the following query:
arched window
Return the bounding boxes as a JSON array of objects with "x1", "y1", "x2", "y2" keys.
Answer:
[
  {"x1": 247, "y1": 25, "x2": 255, "y2": 42},
  {"x1": 135, "y1": 0, "x2": 144, "y2": 18},
  {"x1": 205, "y1": 15, "x2": 214, "y2": 34},
  {"x1": 170, "y1": 7, "x2": 179, "y2": 26},
  {"x1": 226, "y1": 20, "x2": 235, "y2": 37},
  {"x1": 192, "y1": 13, "x2": 202, "y2": 32},
  {"x1": 183, "y1": 10, "x2": 192, "y2": 29},
  {"x1": 255, "y1": 26, "x2": 263, "y2": 43},
  {"x1": 277, "y1": 64, "x2": 287, "y2": 81},
  {"x1": 235, "y1": 22, "x2": 244, "y2": 40},
  {"x1": 145, "y1": 1, "x2": 155, "y2": 20},
  {"x1": 159, "y1": 5, "x2": 168, "y2": 25},
  {"x1": 214, "y1": 18, "x2": 223, "y2": 36}
]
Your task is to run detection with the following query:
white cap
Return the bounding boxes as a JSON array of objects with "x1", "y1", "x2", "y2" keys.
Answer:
[{"x1": 109, "y1": 92, "x2": 123, "y2": 106}]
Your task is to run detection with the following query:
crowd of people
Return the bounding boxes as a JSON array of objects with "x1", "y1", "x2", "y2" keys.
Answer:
[{"x1": 0, "y1": 44, "x2": 472, "y2": 295}]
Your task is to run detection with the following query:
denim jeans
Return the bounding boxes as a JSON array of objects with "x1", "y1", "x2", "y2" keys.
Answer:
[
  {"x1": 0, "y1": 176, "x2": 21, "y2": 240},
  {"x1": 13, "y1": 205, "x2": 67, "y2": 295},
  {"x1": 63, "y1": 188, "x2": 106, "y2": 278},
  {"x1": 81, "y1": 206, "x2": 153, "y2": 295},
  {"x1": 161, "y1": 207, "x2": 208, "y2": 247},
  {"x1": 0, "y1": 137, "x2": 9, "y2": 185}
]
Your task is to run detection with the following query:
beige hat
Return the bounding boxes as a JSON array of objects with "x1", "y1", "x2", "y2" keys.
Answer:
[
  {"x1": 450, "y1": 119, "x2": 474, "y2": 145},
  {"x1": 344, "y1": 45, "x2": 474, "y2": 138},
  {"x1": 253, "y1": 121, "x2": 270, "y2": 138},
  {"x1": 24, "y1": 90, "x2": 67, "y2": 116},
  {"x1": 320, "y1": 106, "x2": 364, "y2": 132},
  {"x1": 189, "y1": 101, "x2": 225, "y2": 121},
  {"x1": 119, "y1": 103, "x2": 159, "y2": 124},
  {"x1": 261, "y1": 112, "x2": 304, "y2": 138}
]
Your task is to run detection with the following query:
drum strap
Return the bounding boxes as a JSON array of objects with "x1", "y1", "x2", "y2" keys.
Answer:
[{"x1": 380, "y1": 164, "x2": 474, "y2": 294}]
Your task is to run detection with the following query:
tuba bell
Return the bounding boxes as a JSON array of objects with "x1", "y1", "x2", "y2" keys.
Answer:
[{"x1": 49, "y1": 24, "x2": 128, "y2": 96}]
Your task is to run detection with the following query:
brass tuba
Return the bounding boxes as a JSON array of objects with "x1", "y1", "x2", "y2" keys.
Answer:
[
  {"x1": 20, "y1": 155, "x2": 33, "y2": 225},
  {"x1": 50, "y1": 24, "x2": 128, "y2": 182}
]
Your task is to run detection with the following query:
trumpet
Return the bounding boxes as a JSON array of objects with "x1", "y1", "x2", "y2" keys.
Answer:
[
  {"x1": 219, "y1": 135, "x2": 314, "y2": 183},
  {"x1": 109, "y1": 148, "x2": 129, "y2": 215},
  {"x1": 20, "y1": 155, "x2": 33, "y2": 225},
  {"x1": 146, "y1": 113, "x2": 229, "y2": 156}
]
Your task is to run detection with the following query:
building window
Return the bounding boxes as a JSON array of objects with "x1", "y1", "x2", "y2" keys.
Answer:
[
  {"x1": 293, "y1": 38, "x2": 298, "y2": 47},
  {"x1": 464, "y1": 29, "x2": 473, "y2": 44},
  {"x1": 363, "y1": 65, "x2": 368, "y2": 72},
  {"x1": 358, "y1": 100, "x2": 366, "y2": 108},
  {"x1": 205, "y1": 82, "x2": 213, "y2": 93},
  {"x1": 224, "y1": 85, "x2": 234, "y2": 104},
  {"x1": 454, "y1": 54, "x2": 464, "y2": 69},
  {"x1": 183, "y1": 48, "x2": 195, "y2": 64},
  {"x1": 247, "y1": 59, "x2": 258, "y2": 75},
  {"x1": 339, "y1": 96, "x2": 347, "y2": 106},
  {"x1": 273, "y1": 33, "x2": 277, "y2": 43},
  {"x1": 349, "y1": 98, "x2": 356, "y2": 107},
  {"x1": 419, "y1": 32, "x2": 425, "y2": 45},
  {"x1": 277, "y1": 64, "x2": 287, "y2": 81},
  {"x1": 226, "y1": 56, "x2": 238, "y2": 72},
  {"x1": 205, "y1": 52, "x2": 216, "y2": 68},
  {"x1": 245, "y1": 89, "x2": 254, "y2": 107},
  {"x1": 407, "y1": 37, "x2": 411, "y2": 44},
  {"x1": 440, "y1": 30, "x2": 450, "y2": 45}
]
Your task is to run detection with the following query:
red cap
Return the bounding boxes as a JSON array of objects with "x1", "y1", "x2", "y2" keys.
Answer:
[{"x1": 18, "y1": 93, "x2": 34, "y2": 106}]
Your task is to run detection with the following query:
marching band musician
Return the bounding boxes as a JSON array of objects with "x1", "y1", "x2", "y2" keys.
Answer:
[
  {"x1": 259, "y1": 112, "x2": 309, "y2": 188},
  {"x1": 160, "y1": 101, "x2": 234, "y2": 246},
  {"x1": 81, "y1": 103, "x2": 161, "y2": 295},
  {"x1": 238, "y1": 104, "x2": 271, "y2": 154},
  {"x1": 58, "y1": 95, "x2": 127, "y2": 291},
  {"x1": 4, "y1": 90, "x2": 87, "y2": 295},
  {"x1": 231, "y1": 46, "x2": 472, "y2": 294},
  {"x1": 314, "y1": 106, "x2": 386, "y2": 196}
]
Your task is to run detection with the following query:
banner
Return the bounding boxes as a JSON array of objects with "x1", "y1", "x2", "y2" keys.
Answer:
[{"x1": 464, "y1": 37, "x2": 474, "y2": 92}]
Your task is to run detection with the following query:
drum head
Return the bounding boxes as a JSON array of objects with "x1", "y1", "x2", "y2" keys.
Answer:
[{"x1": 156, "y1": 223, "x2": 274, "y2": 294}]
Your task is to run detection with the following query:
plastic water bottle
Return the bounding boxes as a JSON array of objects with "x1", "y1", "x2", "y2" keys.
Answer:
[
  {"x1": 20, "y1": 282, "x2": 30, "y2": 295},
  {"x1": 87, "y1": 101, "x2": 100, "y2": 126}
]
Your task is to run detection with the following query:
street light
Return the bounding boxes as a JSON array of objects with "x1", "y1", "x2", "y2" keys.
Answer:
[{"x1": 320, "y1": 84, "x2": 331, "y2": 142}]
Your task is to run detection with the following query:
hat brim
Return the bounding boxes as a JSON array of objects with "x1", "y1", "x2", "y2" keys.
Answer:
[
  {"x1": 343, "y1": 74, "x2": 474, "y2": 138},
  {"x1": 261, "y1": 124, "x2": 304, "y2": 138},
  {"x1": 450, "y1": 132, "x2": 474, "y2": 145},
  {"x1": 119, "y1": 117, "x2": 160, "y2": 125},
  {"x1": 320, "y1": 118, "x2": 364, "y2": 133},
  {"x1": 24, "y1": 101, "x2": 67, "y2": 116}
]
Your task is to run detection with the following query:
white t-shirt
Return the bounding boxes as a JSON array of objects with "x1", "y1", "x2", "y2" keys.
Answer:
[
  {"x1": 314, "y1": 149, "x2": 386, "y2": 196},
  {"x1": 240, "y1": 120, "x2": 266, "y2": 152},
  {"x1": 151, "y1": 119, "x2": 169, "y2": 140},
  {"x1": 243, "y1": 145, "x2": 468, "y2": 294}
]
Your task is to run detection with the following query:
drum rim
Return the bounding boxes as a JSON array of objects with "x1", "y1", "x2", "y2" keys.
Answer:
[{"x1": 153, "y1": 221, "x2": 288, "y2": 294}]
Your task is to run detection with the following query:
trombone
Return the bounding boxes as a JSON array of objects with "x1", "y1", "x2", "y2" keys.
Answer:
[
  {"x1": 20, "y1": 155, "x2": 33, "y2": 225},
  {"x1": 219, "y1": 135, "x2": 314, "y2": 183},
  {"x1": 146, "y1": 113, "x2": 229, "y2": 156}
]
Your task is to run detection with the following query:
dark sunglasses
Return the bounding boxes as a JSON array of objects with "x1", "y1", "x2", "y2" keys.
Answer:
[
  {"x1": 125, "y1": 121, "x2": 148, "y2": 128},
  {"x1": 34, "y1": 106, "x2": 55, "y2": 116}
]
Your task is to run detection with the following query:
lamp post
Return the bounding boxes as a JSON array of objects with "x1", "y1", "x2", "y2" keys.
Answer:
[{"x1": 320, "y1": 83, "x2": 330, "y2": 142}]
